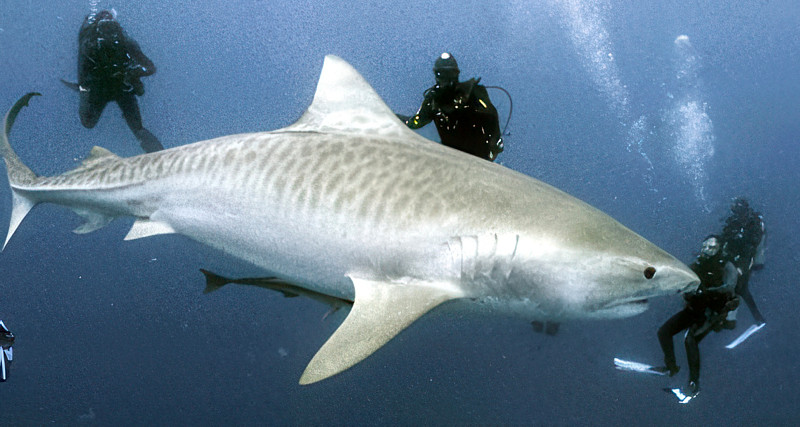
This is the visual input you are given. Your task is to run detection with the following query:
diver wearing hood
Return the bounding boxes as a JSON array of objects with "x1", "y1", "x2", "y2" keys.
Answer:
[
  {"x1": 64, "y1": 10, "x2": 163, "y2": 153},
  {"x1": 397, "y1": 53, "x2": 504, "y2": 161}
]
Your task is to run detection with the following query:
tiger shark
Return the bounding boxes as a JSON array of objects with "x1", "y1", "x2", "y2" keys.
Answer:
[{"x1": 0, "y1": 55, "x2": 699, "y2": 384}]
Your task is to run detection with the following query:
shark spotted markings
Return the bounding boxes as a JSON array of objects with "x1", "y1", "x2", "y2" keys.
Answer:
[{"x1": 0, "y1": 56, "x2": 699, "y2": 384}]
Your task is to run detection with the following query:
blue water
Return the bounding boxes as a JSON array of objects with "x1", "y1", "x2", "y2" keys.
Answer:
[{"x1": 1, "y1": 0, "x2": 798, "y2": 424}]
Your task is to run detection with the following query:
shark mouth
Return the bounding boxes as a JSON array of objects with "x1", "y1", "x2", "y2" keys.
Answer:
[
  {"x1": 605, "y1": 298, "x2": 649, "y2": 309},
  {"x1": 590, "y1": 297, "x2": 651, "y2": 318}
]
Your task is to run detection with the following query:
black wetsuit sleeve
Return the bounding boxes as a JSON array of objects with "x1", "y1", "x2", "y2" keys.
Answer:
[
  {"x1": 77, "y1": 25, "x2": 95, "y2": 86},
  {"x1": 471, "y1": 85, "x2": 501, "y2": 137},
  {"x1": 403, "y1": 89, "x2": 435, "y2": 129},
  {"x1": 471, "y1": 84, "x2": 503, "y2": 159},
  {"x1": 124, "y1": 37, "x2": 156, "y2": 78}
]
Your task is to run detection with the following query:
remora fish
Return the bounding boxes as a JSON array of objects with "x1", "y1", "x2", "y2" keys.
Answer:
[
  {"x1": 199, "y1": 268, "x2": 352, "y2": 318},
  {"x1": 0, "y1": 56, "x2": 699, "y2": 384}
]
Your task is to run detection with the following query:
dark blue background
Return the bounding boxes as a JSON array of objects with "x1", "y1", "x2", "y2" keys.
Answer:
[{"x1": 0, "y1": 0, "x2": 798, "y2": 424}]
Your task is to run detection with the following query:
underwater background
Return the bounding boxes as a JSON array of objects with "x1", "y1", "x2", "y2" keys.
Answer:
[{"x1": 0, "y1": 0, "x2": 798, "y2": 424}]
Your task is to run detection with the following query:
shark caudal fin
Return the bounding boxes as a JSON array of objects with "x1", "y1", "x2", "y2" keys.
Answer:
[{"x1": 1, "y1": 93, "x2": 42, "y2": 250}]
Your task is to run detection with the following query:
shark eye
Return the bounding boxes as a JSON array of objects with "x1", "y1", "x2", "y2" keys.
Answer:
[{"x1": 644, "y1": 267, "x2": 656, "y2": 279}]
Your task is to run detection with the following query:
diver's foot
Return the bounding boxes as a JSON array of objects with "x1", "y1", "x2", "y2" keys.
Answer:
[
  {"x1": 663, "y1": 363, "x2": 680, "y2": 377},
  {"x1": 136, "y1": 128, "x2": 164, "y2": 152},
  {"x1": 664, "y1": 382, "x2": 699, "y2": 404}
]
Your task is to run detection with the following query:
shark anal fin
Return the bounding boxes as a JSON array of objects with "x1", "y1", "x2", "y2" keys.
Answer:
[
  {"x1": 124, "y1": 218, "x2": 176, "y2": 240},
  {"x1": 299, "y1": 277, "x2": 462, "y2": 385}
]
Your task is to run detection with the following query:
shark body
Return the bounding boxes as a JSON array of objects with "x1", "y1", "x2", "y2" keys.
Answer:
[{"x1": 1, "y1": 56, "x2": 699, "y2": 384}]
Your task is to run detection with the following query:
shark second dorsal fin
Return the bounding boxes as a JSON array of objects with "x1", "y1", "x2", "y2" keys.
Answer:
[
  {"x1": 299, "y1": 276, "x2": 463, "y2": 385},
  {"x1": 80, "y1": 146, "x2": 120, "y2": 169},
  {"x1": 286, "y1": 55, "x2": 414, "y2": 139}
]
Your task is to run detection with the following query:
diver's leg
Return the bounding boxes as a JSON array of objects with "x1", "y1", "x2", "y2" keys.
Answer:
[
  {"x1": 79, "y1": 92, "x2": 107, "y2": 129},
  {"x1": 117, "y1": 93, "x2": 164, "y2": 152},
  {"x1": 739, "y1": 288, "x2": 766, "y2": 324},
  {"x1": 658, "y1": 309, "x2": 693, "y2": 375},
  {"x1": 685, "y1": 326, "x2": 701, "y2": 392}
]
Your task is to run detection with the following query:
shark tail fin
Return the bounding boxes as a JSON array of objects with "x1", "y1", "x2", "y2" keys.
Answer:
[
  {"x1": 200, "y1": 269, "x2": 231, "y2": 294},
  {"x1": 1, "y1": 93, "x2": 42, "y2": 251}
]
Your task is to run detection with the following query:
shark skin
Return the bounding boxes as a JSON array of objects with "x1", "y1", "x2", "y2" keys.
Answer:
[{"x1": 0, "y1": 56, "x2": 699, "y2": 385}]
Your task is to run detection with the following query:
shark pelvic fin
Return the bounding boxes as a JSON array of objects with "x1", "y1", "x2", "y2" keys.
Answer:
[
  {"x1": 286, "y1": 55, "x2": 415, "y2": 140},
  {"x1": 299, "y1": 276, "x2": 462, "y2": 385},
  {"x1": 124, "y1": 218, "x2": 176, "y2": 240}
]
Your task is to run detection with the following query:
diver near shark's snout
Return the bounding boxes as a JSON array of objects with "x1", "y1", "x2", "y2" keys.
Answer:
[
  {"x1": 0, "y1": 320, "x2": 14, "y2": 382},
  {"x1": 616, "y1": 198, "x2": 767, "y2": 404},
  {"x1": 62, "y1": 10, "x2": 163, "y2": 153},
  {"x1": 397, "y1": 53, "x2": 507, "y2": 161}
]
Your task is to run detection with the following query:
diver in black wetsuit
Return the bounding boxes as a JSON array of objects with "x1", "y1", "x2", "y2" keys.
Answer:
[
  {"x1": 0, "y1": 320, "x2": 14, "y2": 382},
  {"x1": 657, "y1": 234, "x2": 740, "y2": 398},
  {"x1": 720, "y1": 198, "x2": 766, "y2": 325},
  {"x1": 66, "y1": 10, "x2": 163, "y2": 153},
  {"x1": 397, "y1": 53, "x2": 504, "y2": 161}
]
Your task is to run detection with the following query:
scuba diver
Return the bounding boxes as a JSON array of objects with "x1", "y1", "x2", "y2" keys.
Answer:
[
  {"x1": 656, "y1": 234, "x2": 740, "y2": 402},
  {"x1": 62, "y1": 10, "x2": 164, "y2": 153},
  {"x1": 614, "y1": 198, "x2": 767, "y2": 403},
  {"x1": 1, "y1": 320, "x2": 14, "y2": 382},
  {"x1": 397, "y1": 53, "x2": 505, "y2": 161},
  {"x1": 720, "y1": 198, "x2": 766, "y2": 327},
  {"x1": 657, "y1": 198, "x2": 766, "y2": 402}
]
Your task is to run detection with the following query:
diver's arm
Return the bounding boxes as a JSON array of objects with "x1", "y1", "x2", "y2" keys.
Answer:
[
  {"x1": 706, "y1": 261, "x2": 739, "y2": 293},
  {"x1": 472, "y1": 84, "x2": 504, "y2": 158},
  {"x1": 472, "y1": 85, "x2": 501, "y2": 132},
  {"x1": 124, "y1": 38, "x2": 156, "y2": 78},
  {"x1": 401, "y1": 90, "x2": 435, "y2": 129}
]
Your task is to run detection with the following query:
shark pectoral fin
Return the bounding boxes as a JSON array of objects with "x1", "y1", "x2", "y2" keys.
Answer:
[
  {"x1": 299, "y1": 277, "x2": 462, "y2": 385},
  {"x1": 71, "y1": 209, "x2": 114, "y2": 234},
  {"x1": 123, "y1": 218, "x2": 176, "y2": 241}
]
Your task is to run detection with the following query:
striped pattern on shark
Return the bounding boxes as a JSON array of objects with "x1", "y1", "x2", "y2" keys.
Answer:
[{"x1": 0, "y1": 56, "x2": 699, "y2": 384}]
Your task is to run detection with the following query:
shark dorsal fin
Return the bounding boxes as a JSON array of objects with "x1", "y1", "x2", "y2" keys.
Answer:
[
  {"x1": 299, "y1": 276, "x2": 463, "y2": 385},
  {"x1": 81, "y1": 146, "x2": 120, "y2": 169},
  {"x1": 286, "y1": 55, "x2": 413, "y2": 139}
]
